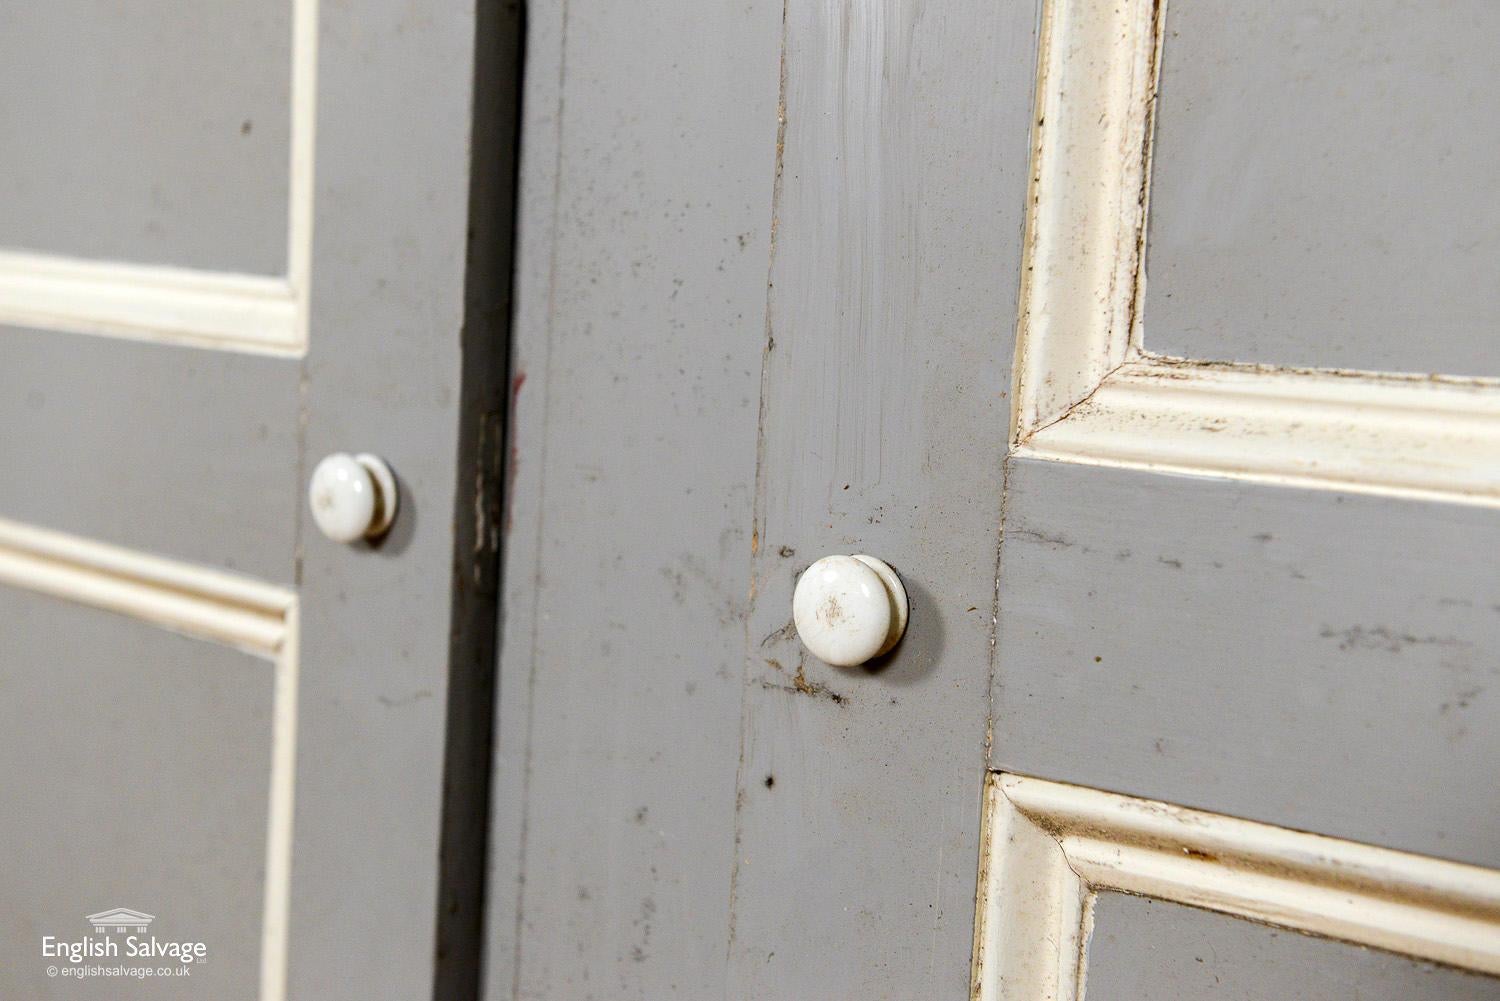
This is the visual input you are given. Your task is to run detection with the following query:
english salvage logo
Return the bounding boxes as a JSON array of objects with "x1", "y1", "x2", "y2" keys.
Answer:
[
  {"x1": 41, "y1": 907, "x2": 209, "y2": 969},
  {"x1": 87, "y1": 908, "x2": 155, "y2": 934}
]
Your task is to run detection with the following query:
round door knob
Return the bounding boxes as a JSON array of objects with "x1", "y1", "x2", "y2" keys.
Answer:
[
  {"x1": 308, "y1": 453, "x2": 398, "y2": 543},
  {"x1": 792, "y1": 554, "x2": 908, "y2": 667}
]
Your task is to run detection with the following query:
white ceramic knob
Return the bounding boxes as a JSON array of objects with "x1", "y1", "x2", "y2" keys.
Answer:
[
  {"x1": 792, "y1": 554, "x2": 909, "y2": 667},
  {"x1": 308, "y1": 452, "x2": 398, "y2": 543}
]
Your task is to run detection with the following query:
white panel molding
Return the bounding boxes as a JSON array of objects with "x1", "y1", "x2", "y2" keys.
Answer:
[
  {"x1": 0, "y1": 253, "x2": 301, "y2": 356},
  {"x1": 1011, "y1": 0, "x2": 1161, "y2": 437},
  {"x1": 0, "y1": 517, "x2": 298, "y2": 1001},
  {"x1": 1021, "y1": 359, "x2": 1500, "y2": 507},
  {"x1": 971, "y1": 773, "x2": 1500, "y2": 1000},
  {"x1": 0, "y1": 0, "x2": 318, "y2": 356},
  {"x1": 1012, "y1": 0, "x2": 1500, "y2": 506},
  {"x1": 286, "y1": 0, "x2": 318, "y2": 348}
]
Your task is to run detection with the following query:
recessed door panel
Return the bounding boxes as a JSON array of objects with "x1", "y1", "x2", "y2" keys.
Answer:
[
  {"x1": 1145, "y1": 0, "x2": 1500, "y2": 376},
  {"x1": 0, "y1": 0, "x2": 521, "y2": 996},
  {"x1": 0, "y1": 330, "x2": 299, "y2": 581},
  {"x1": 0, "y1": 590, "x2": 273, "y2": 1001},
  {"x1": 994, "y1": 457, "x2": 1500, "y2": 869},
  {"x1": 0, "y1": 0, "x2": 293, "y2": 275},
  {"x1": 995, "y1": 0, "x2": 1500, "y2": 997},
  {"x1": 1086, "y1": 894, "x2": 1500, "y2": 1000}
]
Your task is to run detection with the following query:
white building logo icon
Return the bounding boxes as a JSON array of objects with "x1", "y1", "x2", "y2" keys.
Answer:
[{"x1": 86, "y1": 908, "x2": 154, "y2": 935}]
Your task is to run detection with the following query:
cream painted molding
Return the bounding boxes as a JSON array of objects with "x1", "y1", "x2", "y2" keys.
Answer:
[
  {"x1": 0, "y1": 254, "x2": 300, "y2": 355},
  {"x1": 971, "y1": 773, "x2": 1500, "y2": 1001},
  {"x1": 0, "y1": 517, "x2": 299, "y2": 1001},
  {"x1": 0, "y1": 0, "x2": 317, "y2": 356},
  {"x1": 1011, "y1": 0, "x2": 1161, "y2": 436},
  {"x1": 1012, "y1": 0, "x2": 1500, "y2": 506},
  {"x1": 1023, "y1": 360, "x2": 1500, "y2": 507}
]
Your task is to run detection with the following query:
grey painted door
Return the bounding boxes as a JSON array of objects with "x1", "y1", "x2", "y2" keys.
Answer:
[
  {"x1": 0, "y1": 2, "x2": 518, "y2": 999},
  {"x1": 488, "y1": 0, "x2": 1500, "y2": 998}
]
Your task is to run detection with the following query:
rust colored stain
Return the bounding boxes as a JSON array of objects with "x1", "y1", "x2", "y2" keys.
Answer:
[{"x1": 503, "y1": 371, "x2": 526, "y2": 536}]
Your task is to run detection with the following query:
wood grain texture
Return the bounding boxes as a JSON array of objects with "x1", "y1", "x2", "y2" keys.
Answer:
[
  {"x1": 993, "y1": 456, "x2": 1500, "y2": 869},
  {"x1": 1086, "y1": 894, "x2": 1500, "y2": 1000},
  {"x1": 725, "y1": 1, "x2": 1039, "y2": 996},
  {"x1": 1145, "y1": 0, "x2": 1500, "y2": 376},
  {"x1": 483, "y1": 0, "x2": 783, "y2": 996}
]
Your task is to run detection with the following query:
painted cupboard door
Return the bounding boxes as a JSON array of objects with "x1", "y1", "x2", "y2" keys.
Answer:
[
  {"x1": 0, "y1": 2, "x2": 518, "y2": 1000},
  {"x1": 492, "y1": 1, "x2": 1500, "y2": 999},
  {"x1": 488, "y1": 0, "x2": 1036, "y2": 997},
  {"x1": 980, "y1": 0, "x2": 1500, "y2": 997}
]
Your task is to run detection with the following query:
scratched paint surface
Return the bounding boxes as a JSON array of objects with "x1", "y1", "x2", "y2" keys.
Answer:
[
  {"x1": 490, "y1": 0, "x2": 1041, "y2": 996},
  {"x1": 726, "y1": 1, "x2": 1039, "y2": 997},
  {"x1": 485, "y1": 0, "x2": 784, "y2": 996},
  {"x1": 497, "y1": 0, "x2": 1500, "y2": 997}
]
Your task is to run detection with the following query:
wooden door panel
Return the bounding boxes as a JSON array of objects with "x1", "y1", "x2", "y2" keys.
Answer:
[
  {"x1": 0, "y1": 588, "x2": 275, "y2": 1001},
  {"x1": 266, "y1": 1, "x2": 520, "y2": 996},
  {"x1": 0, "y1": 0, "x2": 520, "y2": 998},
  {"x1": 1087, "y1": 895, "x2": 1500, "y2": 1000},
  {"x1": 492, "y1": 0, "x2": 1497, "y2": 996},
  {"x1": 0, "y1": 331, "x2": 299, "y2": 581},
  {"x1": 481, "y1": 0, "x2": 782, "y2": 994},
  {"x1": 720, "y1": 1, "x2": 1038, "y2": 997},
  {"x1": 988, "y1": 0, "x2": 1500, "y2": 996},
  {"x1": 0, "y1": 0, "x2": 293, "y2": 276},
  {"x1": 1146, "y1": 0, "x2": 1500, "y2": 376},
  {"x1": 972, "y1": 774, "x2": 1500, "y2": 997},
  {"x1": 994, "y1": 457, "x2": 1500, "y2": 869}
]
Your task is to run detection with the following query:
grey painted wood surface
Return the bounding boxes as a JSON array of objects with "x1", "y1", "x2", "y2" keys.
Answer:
[
  {"x1": 994, "y1": 457, "x2": 1500, "y2": 868},
  {"x1": 0, "y1": 1, "x2": 519, "y2": 997},
  {"x1": 501, "y1": 0, "x2": 1500, "y2": 996},
  {"x1": 0, "y1": 0, "x2": 291, "y2": 274},
  {"x1": 725, "y1": 1, "x2": 1037, "y2": 997},
  {"x1": 0, "y1": 590, "x2": 272, "y2": 1001},
  {"x1": 484, "y1": 0, "x2": 783, "y2": 995},
  {"x1": 0, "y1": 329, "x2": 299, "y2": 583},
  {"x1": 1145, "y1": 0, "x2": 1500, "y2": 376},
  {"x1": 1085, "y1": 893, "x2": 1500, "y2": 999},
  {"x1": 292, "y1": 0, "x2": 515, "y2": 997},
  {"x1": 489, "y1": 1, "x2": 1043, "y2": 996}
]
